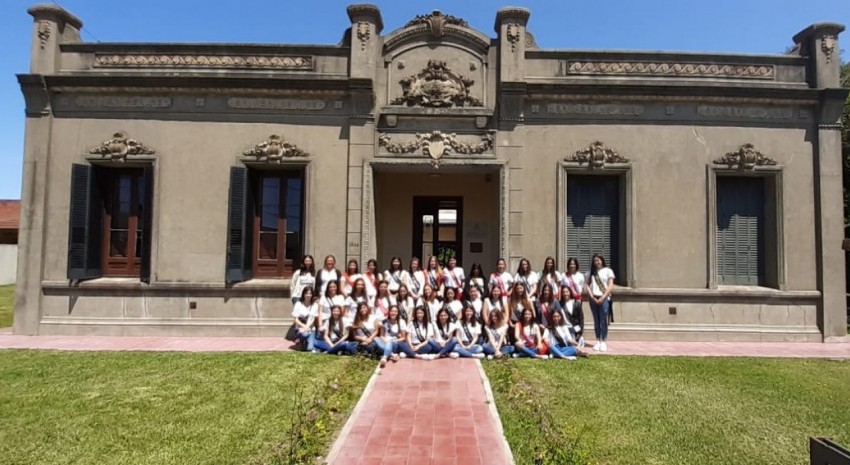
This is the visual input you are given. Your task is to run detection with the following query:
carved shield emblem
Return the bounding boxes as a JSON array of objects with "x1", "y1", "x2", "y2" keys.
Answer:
[{"x1": 426, "y1": 139, "x2": 445, "y2": 160}]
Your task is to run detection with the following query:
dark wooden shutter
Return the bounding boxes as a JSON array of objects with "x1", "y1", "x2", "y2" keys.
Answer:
[
  {"x1": 67, "y1": 164, "x2": 103, "y2": 280},
  {"x1": 566, "y1": 175, "x2": 620, "y2": 277},
  {"x1": 225, "y1": 166, "x2": 253, "y2": 283},
  {"x1": 140, "y1": 165, "x2": 154, "y2": 283},
  {"x1": 716, "y1": 177, "x2": 764, "y2": 285}
]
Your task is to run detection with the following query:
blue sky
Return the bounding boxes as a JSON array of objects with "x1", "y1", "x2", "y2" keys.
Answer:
[{"x1": 0, "y1": 0, "x2": 847, "y2": 200}]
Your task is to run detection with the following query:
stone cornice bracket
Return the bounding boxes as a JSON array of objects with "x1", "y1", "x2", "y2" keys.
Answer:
[
  {"x1": 390, "y1": 60, "x2": 484, "y2": 107},
  {"x1": 494, "y1": 7, "x2": 530, "y2": 32},
  {"x1": 27, "y1": 4, "x2": 84, "y2": 30},
  {"x1": 88, "y1": 131, "x2": 155, "y2": 161},
  {"x1": 347, "y1": 4, "x2": 384, "y2": 34},
  {"x1": 378, "y1": 131, "x2": 494, "y2": 168},
  {"x1": 713, "y1": 143, "x2": 777, "y2": 169},
  {"x1": 404, "y1": 10, "x2": 469, "y2": 38},
  {"x1": 243, "y1": 134, "x2": 308, "y2": 161},
  {"x1": 566, "y1": 141, "x2": 629, "y2": 168}
]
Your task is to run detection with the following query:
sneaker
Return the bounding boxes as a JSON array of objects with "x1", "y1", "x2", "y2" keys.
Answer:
[
  {"x1": 600, "y1": 342, "x2": 608, "y2": 352},
  {"x1": 311, "y1": 349, "x2": 319, "y2": 354},
  {"x1": 399, "y1": 352, "x2": 407, "y2": 359},
  {"x1": 391, "y1": 354, "x2": 400, "y2": 363},
  {"x1": 486, "y1": 355, "x2": 494, "y2": 360},
  {"x1": 449, "y1": 352, "x2": 460, "y2": 359},
  {"x1": 512, "y1": 353, "x2": 519, "y2": 358},
  {"x1": 379, "y1": 358, "x2": 387, "y2": 368},
  {"x1": 578, "y1": 337, "x2": 586, "y2": 350},
  {"x1": 472, "y1": 353, "x2": 485, "y2": 359},
  {"x1": 566, "y1": 356, "x2": 578, "y2": 361},
  {"x1": 592, "y1": 343, "x2": 600, "y2": 351}
]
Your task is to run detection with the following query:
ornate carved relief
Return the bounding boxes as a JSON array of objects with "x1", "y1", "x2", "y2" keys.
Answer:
[
  {"x1": 94, "y1": 54, "x2": 313, "y2": 70},
  {"x1": 88, "y1": 131, "x2": 155, "y2": 160},
  {"x1": 566, "y1": 141, "x2": 629, "y2": 168},
  {"x1": 713, "y1": 143, "x2": 776, "y2": 169},
  {"x1": 356, "y1": 22, "x2": 371, "y2": 51},
  {"x1": 391, "y1": 60, "x2": 483, "y2": 107},
  {"x1": 243, "y1": 135, "x2": 308, "y2": 161},
  {"x1": 565, "y1": 61, "x2": 775, "y2": 80},
  {"x1": 378, "y1": 131, "x2": 494, "y2": 168},
  {"x1": 37, "y1": 20, "x2": 50, "y2": 49},
  {"x1": 404, "y1": 10, "x2": 469, "y2": 37},
  {"x1": 821, "y1": 34, "x2": 837, "y2": 63},
  {"x1": 506, "y1": 23, "x2": 521, "y2": 52}
]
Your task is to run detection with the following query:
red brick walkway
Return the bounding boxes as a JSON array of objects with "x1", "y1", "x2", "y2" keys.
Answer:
[{"x1": 325, "y1": 358, "x2": 513, "y2": 465}]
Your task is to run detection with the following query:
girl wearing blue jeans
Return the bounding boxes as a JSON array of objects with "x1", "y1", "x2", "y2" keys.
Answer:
[
  {"x1": 546, "y1": 310, "x2": 580, "y2": 360},
  {"x1": 350, "y1": 302, "x2": 380, "y2": 357},
  {"x1": 432, "y1": 308, "x2": 458, "y2": 358},
  {"x1": 376, "y1": 305, "x2": 421, "y2": 367},
  {"x1": 454, "y1": 304, "x2": 485, "y2": 359},
  {"x1": 514, "y1": 308, "x2": 547, "y2": 359},
  {"x1": 482, "y1": 309, "x2": 514, "y2": 359},
  {"x1": 407, "y1": 306, "x2": 437, "y2": 359},
  {"x1": 291, "y1": 286, "x2": 318, "y2": 352},
  {"x1": 314, "y1": 305, "x2": 357, "y2": 355},
  {"x1": 586, "y1": 254, "x2": 615, "y2": 353}
]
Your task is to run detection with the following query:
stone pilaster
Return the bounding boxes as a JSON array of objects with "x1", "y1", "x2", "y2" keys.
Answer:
[
  {"x1": 494, "y1": 7, "x2": 530, "y2": 83},
  {"x1": 27, "y1": 4, "x2": 83, "y2": 74},
  {"x1": 346, "y1": 4, "x2": 383, "y2": 83},
  {"x1": 793, "y1": 23, "x2": 845, "y2": 89}
]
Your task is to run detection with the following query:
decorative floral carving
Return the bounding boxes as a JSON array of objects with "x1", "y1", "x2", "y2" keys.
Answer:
[
  {"x1": 356, "y1": 22, "x2": 371, "y2": 51},
  {"x1": 94, "y1": 54, "x2": 312, "y2": 70},
  {"x1": 821, "y1": 34, "x2": 836, "y2": 63},
  {"x1": 567, "y1": 61, "x2": 775, "y2": 80},
  {"x1": 243, "y1": 135, "x2": 308, "y2": 161},
  {"x1": 713, "y1": 143, "x2": 776, "y2": 169},
  {"x1": 391, "y1": 60, "x2": 483, "y2": 107},
  {"x1": 566, "y1": 141, "x2": 629, "y2": 168},
  {"x1": 506, "y1": 23, "x2": 521, "y2": 52},
  {"x1": 404, "y1": 10, "x2": 468, "y2": 37},
  {"x1": 378, "y1": 131, "x2": 494, "y2": 168},
  {"x1": 37, "y1": 20, "x2": 50, "y2": 49},
  {"x1": 88, "y1": 131, "x2": 155, "y2": 160}
]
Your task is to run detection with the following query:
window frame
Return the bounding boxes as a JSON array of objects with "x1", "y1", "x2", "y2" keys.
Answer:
[
  {"x1": 707, "y1": 165, "x2": 784, "y2": 290},
  {"x1": 251, "y1": 169, "x2": 305, "y2": 279}
]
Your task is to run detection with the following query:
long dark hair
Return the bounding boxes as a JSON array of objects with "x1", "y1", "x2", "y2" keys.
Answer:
[
  {"x1": 516, "y1": 258, "x2": 531, "y2": 276},
  {"x1": 541, "y1": 256, "x2": 557, "y2": 276},
  {"x1": 435, "y1": 308, "x2": 452, "y2": 333},
  {"x1": 566, "y1": 257, "x2": 580, "y2": 274},
  {"x1": 328, "y1": 306, "x2": 345, "y2": 336},
  {"x1": 461, "y1": 304, "x2": 477, "y2": 327},
  {"x1": 353, "y1": 302, "x2": 371, "y2": 327},
  {"x1": 346, "y1": 259, "x2": 360, "y2": 275},
  {"x1": 300, "y1": 255, "x2": 316, "y2": 275},
  {"x1": 590, "y1": 254, "x2": 607, "y2": 277},
  {"x1": 388, "y1": 256, "x2": 403, "y2": 273},
  {"x1": 300, "y1": 286, "x2": 315, "y2": 304}
]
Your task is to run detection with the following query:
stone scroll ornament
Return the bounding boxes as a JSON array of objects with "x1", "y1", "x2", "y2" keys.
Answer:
[
  {"x1": 243, "y1": 135, "x2": 308, "y2": 161},
  {"x1": 88, "y1": 131, "x2": 155, "y2": 161},
  {"x1": 378, "y1": 131, "x2": 493, "y2": 168},
  {"x1": 404, "y1": 10, "x2": 469, "y2": 37},
  {"x1": 713, "y1": 143, "x2": 776, "y2": 169},
  {"x1": 391, "y1": 60, "x2": 484, "y2": 108},
  {"x1": 566, "y1": 141, "x2": 629, "y2": 168}
]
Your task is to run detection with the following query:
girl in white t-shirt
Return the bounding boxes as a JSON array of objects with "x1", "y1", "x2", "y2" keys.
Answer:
[
  {"x1": 465, "y1": 286, "x2": 486, "y2": 324},
  {"x1": 424, "y1": 255, "x2": 443, "y2": 293},
  {"x1": 514, "y1": 258, "x2": 539, "y2": 300},
  {"x1": 363, "y1": 259, "x2": 380, "y2": 295},
  {"x1": 514, "y1": 307, "x2": 547, "y2": 359},
  {"x1": 314, "y1": 305, "x2": 356, "y2": 355},
  {"x1": 316, "y1": 255, "x2": 341, "y2": 297},
  {"x1": 347, "y1": 278, "x2": 371, "y2": 321},
  {"x1": 406, "y1": 306, "x2": 436, "y2": 359},
  {"x1": 443, "y1": 287, "x2": 463, "y2": 322},
  {"x1": 372, "y1": 280, "x2": 396, "y2": 319},
  {"x1": 350, "y1": 302, "x2": 381, "y2": 362},
  {"x1": 488, "y1": 258, "x2": 514, "y2": 298},
  {"x1": 484, "y1": 286, "x2": 507, "y2": 325},
  {"x1": 585, "y1": 253, "x2": 615, "y2": 352},
  {"x1": 384, "y1": 256, "x2": 408, "y2": 296},
  {"x1": 341, "y1": 259, "x2": 363, "y2": 297},
  {"x1": 396, "y1": 284, "x2": 419, "y2": 323},
  {"x1": 545, "y1": 310, "x2": 579, "y2": 360},
  {"x1": 442, "y1": 256, "x2": 465, "y2": 298},
  {"x1": 560, "y1": 257, "x2": 585, "y2": 304},
  {"x1": 421, "y1": 284, "x2": 442, "y2": 323},
  {"x1": 319, "y1": 281, "x2": 349, "y2": 327},
  {"x1": 482, "y1": 309, "x2": 514, "y2": 359},
  {"x1": 379, "y1": 305, "x2": 417, "y2": 362},
  {"x1": 290, "y1": 255, "x2": 317, "y2": 304},
  {"x1": 454, "y1": 304, "x2": 485, "y2": 358},
  {"x1": 559, "y1": 284, "x2": 585, "y2": 350},
  {"x1": 432, "y1": 308, "x2": 458, "y2": 358},
  {"x1": 291, "y1": 286, "x2": 319, "y2": 351},
  {"x1": 405, "y1": 257, "x2": 427, "y2": 299},
  {"x1": 539, "y1": 256, "x2": 561, "y2": 297}
]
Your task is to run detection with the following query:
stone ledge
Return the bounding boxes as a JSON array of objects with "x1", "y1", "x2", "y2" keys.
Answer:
[
  {"x1": 41, "y1": 279, "x2": 291, "y2": 298},
  {"x1": 613, "y1": 287, "x2": 820, "y2": 304}
]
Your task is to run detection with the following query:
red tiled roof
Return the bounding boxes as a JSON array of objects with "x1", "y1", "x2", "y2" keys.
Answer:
[{"x1": 0, "y1": 200, "x2": 21, "y2": 230}]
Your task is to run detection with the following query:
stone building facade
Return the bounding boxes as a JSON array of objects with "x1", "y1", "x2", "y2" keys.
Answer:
[{"x1": 14, "y1": 4, "x2": 848, "y2": 341}]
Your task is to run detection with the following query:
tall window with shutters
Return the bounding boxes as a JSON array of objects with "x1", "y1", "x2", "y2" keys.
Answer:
[
  {"x1": 715, "y1": 176, "x2": 767, "y2": 286},
  {"x1": 566, "y1": 174, "x2": 621, "y2": 282},
  {"x1": 226, "y1": 167, "x2": 304, "y2": 282},
  {"x1": 67, "y1": 164, "x2": 154, "y2": 281}
]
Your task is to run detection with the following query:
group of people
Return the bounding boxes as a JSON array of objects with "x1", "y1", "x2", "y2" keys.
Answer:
[{"x1": 287, "y1": 254, "x2": 615, "y2": 368}]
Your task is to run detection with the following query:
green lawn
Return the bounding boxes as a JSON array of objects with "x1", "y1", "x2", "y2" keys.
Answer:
[
  {"x1": 0, "y1": 350, "x2": 372, "y2": 465},
  {"x1": 0, "y1": 285, "x2": 13, "y2": 328},
  {"x1": 485, "y1": 357, "x2": 850, "y2": 465}
]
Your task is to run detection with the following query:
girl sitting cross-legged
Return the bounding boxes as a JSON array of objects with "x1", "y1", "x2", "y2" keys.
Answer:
[
  {"x1": 350, "y1": 302, "x2": 381, "y2": 357},
  {"x1": 545, "y1": 310, "x2": 582, "y2": 361},
  {"x1": 376, "y1": 304, "x2": 418, "y2": 367},
  {"x1": 514, "y1": 307, "x2": 548, "y2": 359},
  {"x1": 454, "y1": 304, "x2": 485, "y2": 359},
  {"x1": 432, "y1": 308, "x2": 459, "y2": 358},
  {"x1": 314, "y1": 305, "x2": 357, "y2": 355},
  {"x1": 482, "y1": 309, "x2": 514, "y2": 359},
  {"x1": 406, "y1": 306, "x2": 438, "y2": 360}
]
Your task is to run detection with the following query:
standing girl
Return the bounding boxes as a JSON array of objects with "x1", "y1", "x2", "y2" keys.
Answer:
[
  {"x1": 514, "y1": 307, "x2": 547, "y2": 359},
  {"x1": 341, "y1": 259, "x2": 363, "y2": 297},
  {"x1": 442, "y1": 256, "x2": 465, "y2": 299},
  {"x1": 514, "y1": 258, "x2": 539, "y2": 300},
  {"x1": 363, "y1": 259, "x2": 380, "y2": 295},
  {"x1": 489, "y1": 258, "x2": 514, "y2": 298},
  {"x1": 316, "y1": 255, "x2": 341, "y2": 297},
  {"x1": 539, "y1": 256, "x2": 561, "y2": 296},
  {"x1": 290, "y1": 255, "x2": 317, "y2": 304},
  {"x1": 384, "y1": 257, "x2": 408, "y2": 296},
  {"x1": 586, "y1": 254, "x2": 615, "y2": 352},
  {"x1": 482, "y1": 310, "x2": 514, "y2": 359},
  {"x1": 405, "y1": 257, "x2": 427, "y2": 300},
  {"x1": 291, "y1": 286, "x2": 318, "y2": 351},
  {"x1": 464, "y1": 263, "x2": 487, "y2": 299},
  {"x1": 454, "y1": 304, "x2": 485, "y2": 358},
  {"x1": 546, "y1": 310, "x2": 579, "y2": 360},
  {"x1": 372, "y1": 280, "x2": 395, "y2": 319},
  {"x1": 314, "y1": 305, "x2": 356, "y2": 355},
  {"x1": 432, "y1": 308, "x2": 458, "y2": 358},
  {"x1": 424, "y1": 255, "x2": 443, "y2": 292}
]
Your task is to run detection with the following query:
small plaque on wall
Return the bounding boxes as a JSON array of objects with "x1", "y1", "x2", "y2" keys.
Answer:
[{"x1": 470, "y1": 242, "x2": 483, "y2": 253}]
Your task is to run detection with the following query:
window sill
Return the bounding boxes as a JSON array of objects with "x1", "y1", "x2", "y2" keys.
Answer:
[{"x1": 41, "y1": 279, "x2": 291, "y2": 297}]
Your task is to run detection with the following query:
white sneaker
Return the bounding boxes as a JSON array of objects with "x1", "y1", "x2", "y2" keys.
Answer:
[
  {"x1": 449, "y1": 352, "x2": 459, "y2": 359},
  {"x1": 486, "y1": 355, "x2": 494, "y2": 360},
  {"x1": 566, "y1": 356, "x2": 577, "y2": 361},
  {"x1": 592, "y1": 343, "x2": 600, "y2": 351},
  {"x1": 578, "y1": 337, "x2": 586, "y2": 350},
  {"x1": 399, "y1": 352, "x2": 407, "y2": 359},
  {"x1": 472, "y1": 353, "x2": 485, "y2": 359},
  {"x1": 600, "y1": 342, "x2": 608, "y2": 352},
  {"x1": 311, "y1": 349, "x2": 319, "y2": 354},
  {"x1": 427, "y1": 354, "x2": 437, "y2": 360},
  {"x1": 512, "y1": 353, "x2": 519, "y2": 358}
]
